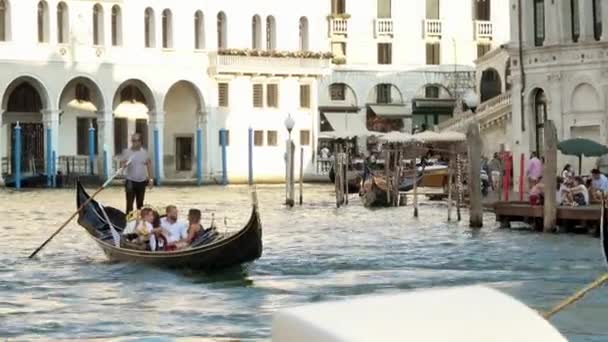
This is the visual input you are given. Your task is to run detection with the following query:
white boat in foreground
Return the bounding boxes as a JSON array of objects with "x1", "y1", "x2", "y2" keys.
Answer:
[{"x1": 272, "y1": 286, "x2": 566, "y2": 342}]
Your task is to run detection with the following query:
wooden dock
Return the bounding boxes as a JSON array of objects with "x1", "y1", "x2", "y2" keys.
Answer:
[{"x1": 494, "y1": 201, "x2": 603, "y2": 235}]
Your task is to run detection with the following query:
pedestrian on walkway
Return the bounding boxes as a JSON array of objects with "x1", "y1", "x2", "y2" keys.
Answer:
[
  {"x1": 526, "y1": 152, "x2": 543, "y2": 190},
  {"x1": 121, "y1": 133, "x2": 153, "y2": 215},
  {"x1": 488, "y1": 152, "x2": 502, "y2": 191}
]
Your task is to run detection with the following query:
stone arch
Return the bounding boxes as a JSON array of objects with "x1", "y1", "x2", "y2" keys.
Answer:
[
  {"x1": 162, "y1": 80, "x2": 206, "y2": 178},
  {"x1": 112, "y1": 79, "x2": 156, "y2": 152},
  {"x1": 328, "y1": 82, "x2": 358, "y2": 105},
  {"x1": 415, "y1": 83, "x2": 452, "y2": 99},
  {"x1": 57, "y1": 76, "x2": 106, "y2": 156},
  {"x1": 367, "y1": 83, "x2": 404, "y2": 104},
  {"x1": 2, "y1": 75, "x2": 51, "y2": 110},
  {"x1": 1, "y1": 75, "x2": 51, "y2": 174},
  {"x1": 570, "y1": 82, "x2": 601, "y2": 112},
  {"x1": 480, "y1": 67, "x2": 502, "y2": 103}
]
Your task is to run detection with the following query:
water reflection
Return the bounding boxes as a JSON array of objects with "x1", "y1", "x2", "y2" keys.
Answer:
[{"x1": 0, "y1": 185, "x2": 607, "y2": 341}]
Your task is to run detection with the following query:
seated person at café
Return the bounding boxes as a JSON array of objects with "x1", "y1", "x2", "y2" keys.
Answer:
[
  {"x1": 529, "y1": 177, "x2": 544, "y2": 205},
  {"x1": 556, "y1": 177, "x2": 568, "y2": 206},
  {"x1": 562, "y1": 176, "x2": 589, "y2": 206},
  {"x1": 590, "y1": 169, "x2": 608, "y2": 202}
]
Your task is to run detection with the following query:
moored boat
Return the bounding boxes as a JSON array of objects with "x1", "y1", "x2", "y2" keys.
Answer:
[{"x1": 75, "y1": 181, "x2": 263, "y2": 270}]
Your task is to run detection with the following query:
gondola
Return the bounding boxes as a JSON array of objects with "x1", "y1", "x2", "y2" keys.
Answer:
[
  {"x1": 75, "y1": 181, "x2": 263, "y2": 270},
  {"x1": 360, "y1": 173, "x2": 424, "y2": 208}
]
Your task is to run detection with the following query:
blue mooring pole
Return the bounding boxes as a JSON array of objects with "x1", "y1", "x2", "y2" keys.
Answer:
[
  {"x1": 196, "y1": 128, "x2": 203, "y2": 186},
  {"x1": 220, "y1": 128, "x2": 227, "y2": 185},
  {"x1": 154, "y1": 128, "x2": 161, "y2": 186},
  {"x1": 248, "y1": 127, "x2": 253, "y2": 185},
  {"x1": 88, "y1": 124, "x2": 96, "y2": 175},
  {"x1": 52, "y1": 150, "x2": 56, "y2": 188},
  {"x1": 14, "y1": 123, "x2": 21, "y2": 190},
  {"x1": 103, "y1": 144, "x2": 109, "y2": 181},
  {"x1": 46, "y1": 127, "x2": 52, "y2": 187}
]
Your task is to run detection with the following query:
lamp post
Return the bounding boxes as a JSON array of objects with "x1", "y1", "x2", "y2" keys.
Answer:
[
  {"x1": 463, "y1": 89, "x2": 480, "y2": 113},
  {"x1": 284, "y1": 114, "x2": 295, "y2": 207}
]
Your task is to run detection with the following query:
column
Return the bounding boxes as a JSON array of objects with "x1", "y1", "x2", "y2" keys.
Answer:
[
  {"x1": 149, "y1": 111, "x2": 165, "y2": 184},
  {"x1": 547, "y1": 74, "x2": 563, "y2": 139},
  {"x1": 579, "y1": 0, "x2": 595, "y2": 41},
  {"x1": 0, "y1": 111, "x2": 4, "y2": 186},
  {"x1": 510, "y1": 81, "x2": 524, "y2": 194},
  {"x1": 544, "y1": 0, "x2": 559, "y2": 45},
  {"x1": 196, "y1": 111, "x2": 207, "y2": 185},
  {"x1": 41, "y1": 109, "x2": 60, "y2": 183},
  {"x1": 96, "y1": 110, "x2": 114, "y2": 178}
]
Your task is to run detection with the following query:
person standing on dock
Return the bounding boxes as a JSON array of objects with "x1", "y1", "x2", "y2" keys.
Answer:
[
  {"x1": 121, "y1": 133, "x2": 153, "y2": 215},
  {"x1": 488, "y1": 153, "x2": 502, "y2": 191},
  {"x1": 526, "y1": 152, "x2": 543, "y2": 189}
]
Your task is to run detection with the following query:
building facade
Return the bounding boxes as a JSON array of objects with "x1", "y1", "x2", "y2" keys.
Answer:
[
  {"x1": 0, "y1": 0, "x2": 510, "y2": 185},
  {"x1": 441, "y1": 0, "x2": 608, "y2": 191}
]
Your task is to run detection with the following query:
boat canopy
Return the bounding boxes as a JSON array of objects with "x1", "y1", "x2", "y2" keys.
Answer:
[{"x1": 414, "y1": 130, "x2": 466, "y2": 143}]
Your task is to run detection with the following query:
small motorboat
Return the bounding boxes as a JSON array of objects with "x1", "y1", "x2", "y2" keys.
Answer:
[{"x1": 75, "y1": 181, "x2": 263, "y2": 270}]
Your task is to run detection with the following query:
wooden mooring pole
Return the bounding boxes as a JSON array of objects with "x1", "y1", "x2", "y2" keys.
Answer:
[
  {"x1": 413, "y1": 155, "x2": 419, "y2": 216},
  {"x1": 456, "y1": 153, "x2": 463, "y2": 221},
  {"x1": 467, "y1": 123, "x2": 483, "y2": 228},
  {"x1": 543, "y1": 120, "x2": 558, "y2": 233},
  {"x1": 299, "y1": 147, "x2": 304, "y2": 205},
  {"x1": 447, "y1": 147, "x2": 454, "y2": 221}
]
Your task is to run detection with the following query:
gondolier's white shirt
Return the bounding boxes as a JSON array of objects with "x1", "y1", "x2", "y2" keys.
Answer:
[{"x1": 160, "y1": 217, "x2": 188, "y2": 243}]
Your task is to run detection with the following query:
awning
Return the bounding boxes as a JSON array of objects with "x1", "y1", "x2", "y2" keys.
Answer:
[
  {"x1": 412, "y1": 98, "x2": 456, "y2": 115},
  {"x1": 319, "y1": 112, "x2": 369, "y2": 139},
  {"x1": 368, "y1": 104, "x2": 411, "y2": 118}
]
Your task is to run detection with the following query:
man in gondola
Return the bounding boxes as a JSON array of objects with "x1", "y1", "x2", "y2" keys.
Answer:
[{"x1": 120, "y1": 133, "x2": 153, "y2": 215}]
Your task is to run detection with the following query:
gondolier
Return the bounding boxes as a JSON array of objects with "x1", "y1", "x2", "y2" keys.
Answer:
[{"x1": 120, "y1": 133, "x2": 153, "y2": 215}]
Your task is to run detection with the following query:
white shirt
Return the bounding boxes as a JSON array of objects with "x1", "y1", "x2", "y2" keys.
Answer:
[{"x1": 160, "y1": 217, "x2": 188, "y2": 243}]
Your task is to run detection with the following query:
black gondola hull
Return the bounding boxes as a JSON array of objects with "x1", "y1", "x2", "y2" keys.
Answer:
[{"x1": 76, "y1": 182, "x2": 263, "y2": 271}]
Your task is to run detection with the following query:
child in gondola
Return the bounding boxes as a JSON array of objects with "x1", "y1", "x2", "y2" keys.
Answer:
[{"x1": 134, "y1": 208, "x2": 158, "y2": 251}]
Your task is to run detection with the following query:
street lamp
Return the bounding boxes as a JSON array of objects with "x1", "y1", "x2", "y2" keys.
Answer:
[
  {"x1": 284, "y1": 114, "x2": 295, "y2": 137},
  {"x1": 463, "y1": 90, "x2": 480, "y2": 112},
  {"x1": 463, "y1": 90, "x2": 480, "y2": 113}
]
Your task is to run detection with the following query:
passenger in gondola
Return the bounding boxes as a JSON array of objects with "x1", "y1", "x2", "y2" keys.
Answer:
[
  {"x1": 132, "y1": 207, "x2": 157, "y2": 251},
  {"x1": 185, "y1": 209, "x2": 205, "y2": 246},
  {"x1": 159, "y1": 205, "x2": 188, "y2": 250}
]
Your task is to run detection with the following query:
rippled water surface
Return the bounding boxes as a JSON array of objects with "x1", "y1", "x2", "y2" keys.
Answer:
[{"x1": 1, "y1": 184, "x2": 607, "y2": 341}]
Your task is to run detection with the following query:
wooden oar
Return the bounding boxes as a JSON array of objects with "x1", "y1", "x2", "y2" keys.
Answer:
[
  {"x1": 542, "y1": 193, "x2": 608, "y2": 319},
  {"x1": 28, "y1": 161, "x2": 130, "y2": 259}
]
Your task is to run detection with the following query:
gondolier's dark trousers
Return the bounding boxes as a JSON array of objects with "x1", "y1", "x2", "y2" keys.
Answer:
[{"x1": 125, "y1": 180, "x2": 147, "y2": 214}]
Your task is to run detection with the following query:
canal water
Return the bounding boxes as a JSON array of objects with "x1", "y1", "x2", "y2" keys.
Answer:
[{"x1": 1, "y1": 185, "x2": 607, "y2": 341}]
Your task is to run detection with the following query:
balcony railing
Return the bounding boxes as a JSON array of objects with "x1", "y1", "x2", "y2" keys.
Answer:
[
  {"x1": 475, "y1": 20, "x2": 493, "y2": 40},
  {"x1": 438, "y1": 91, "x2": 512, "y2": 132},
  {"x1": 329, "y1": 18, "x2": 349, "y2": 37},
  {"x1": 374, "y1": 18, "x2": 394, "y2": 37},
  {"x1": 423, "y1": 19, "x2": 443, "y2": 38},
  {"x1": 208, "y1": 53, "x2": 331, "y2": 76}
]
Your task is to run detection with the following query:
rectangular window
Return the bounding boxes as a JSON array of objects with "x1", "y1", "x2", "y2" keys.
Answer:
[
  {"x1": 135, "y1": 119, "x2": 148, "y2": 148},
  {"x1": 253, "y1": 84, "x2": 264, "y2": 108},
  {"x1": 218, "y1": 82, "x2": 229, "y2": 107},
  {"x1": 267, "y1": 130, "x2": 278, "y2": 146},
  {"x1": 254, "y1": 130, "x2": 264, "y2": 146},
  {"x1": 377, "y1": 0, "x2": 391, "y2": 18},
  {"x1": 267, "y1": 84, "x2": 278, "y2": 108},
  {"x1": 477, "y1": 44, "x2": 491, "y2": 58},
  {"x1": 77, "y1": 118, "x2": 98, "y2": 155},
  {"x1": 571, "y1": 0, "x2": 580, "y2": 42},
  {"x1": 426, "y1": 43, "x2": 440, "y2": 65},
  {"x1": 534, "y1": 0, "x2": 545, "y2": 47},
  {"x1": 300, "y1": 85, "x2": 311, "y2": 108},
  {"x1": 330, "y1": 83, "x2": 346, "y2": 101},
  {"x1": 300, "y1": 130, "x2": 310, "y2": 146},
  {"x1": 425, "y1": 86, "x2": 439, "y2": 98},
  {"x1": 218, "y1": 129, "x2": 230, "y2": 146},
  {"x1": 114, "y1": 117, "x2": 128, "y2": 155},
  {"x1": 426, "y1": 0, "x2": 440, "y2": 19},
  {"x1": 377, "y1": 43, "x2": 392, "y2": 64},
  {"x1": 376, "y1": 84, "x2": 391, "y2": 104},
  {"x1": 593, "y1": 0, "x2": 602, "y2": 41}
]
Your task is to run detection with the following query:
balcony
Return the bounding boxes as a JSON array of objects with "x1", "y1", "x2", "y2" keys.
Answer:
[
  {"x1": 329, "y1": 17, "x2": 349, "y2": 37},
  {"x1": 423, "y1": 19, "x2": 443, "y2": 39},
  {"x1": 374, "y1": 18, "x2": 394, "y2": 38},
  {"x1": 208, "y1": 52, "x2": 332, "y2": 76},
  {"x1": 474, "y1": 20, "x2": 493, "y2": 40}
]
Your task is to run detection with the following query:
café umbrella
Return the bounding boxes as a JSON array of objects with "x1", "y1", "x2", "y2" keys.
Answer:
[{"x1": 557, "y1": 138, "x2": 608, "y2": 175}]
